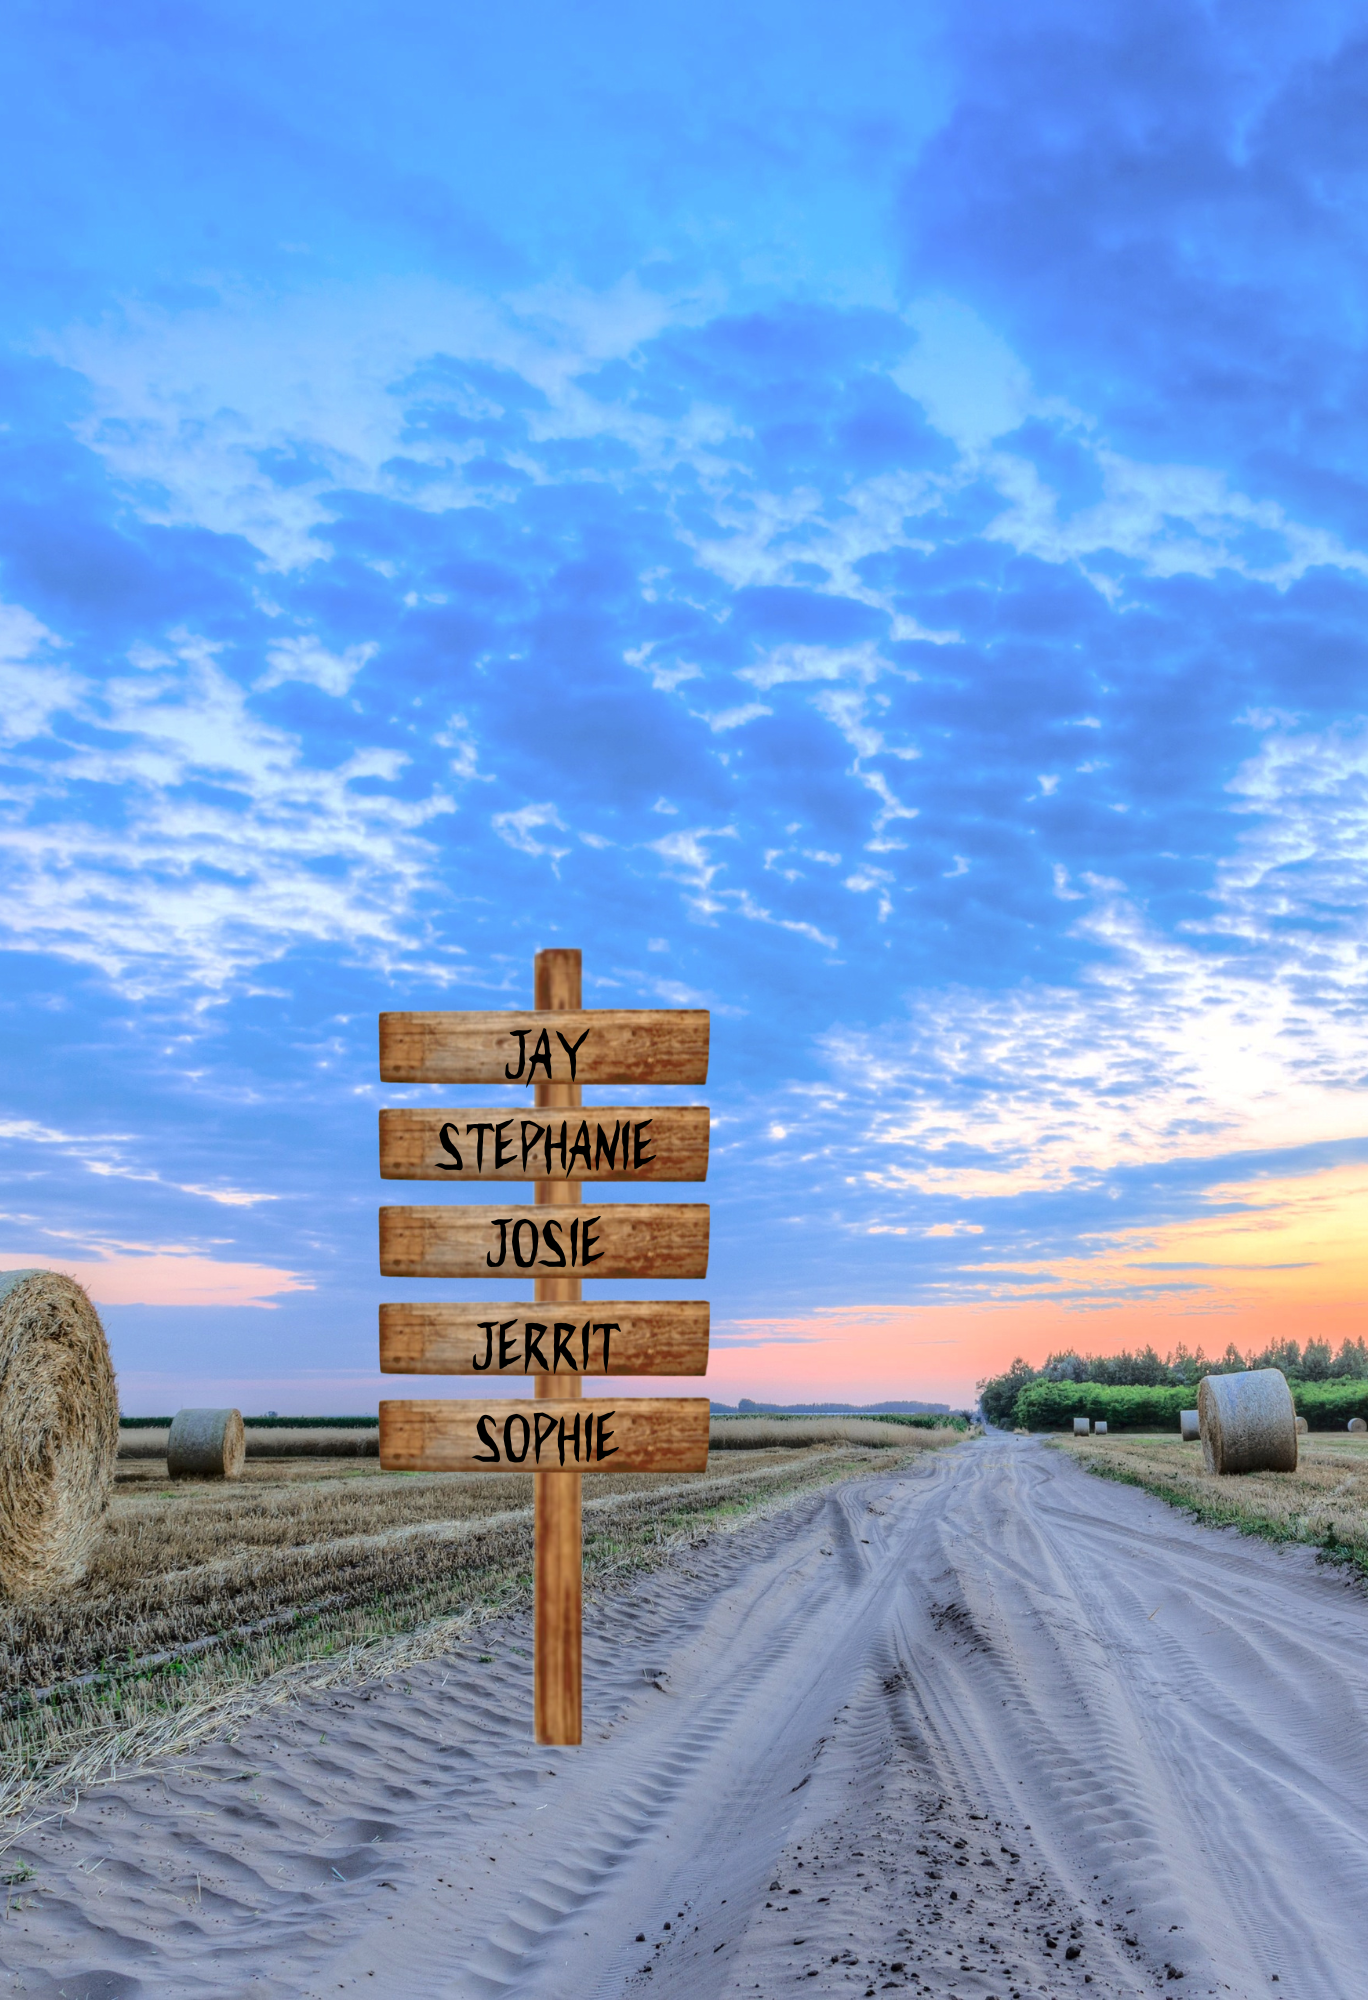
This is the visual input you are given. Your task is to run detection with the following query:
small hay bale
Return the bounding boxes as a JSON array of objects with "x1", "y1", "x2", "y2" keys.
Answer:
[
  {"x1": 1180, "y1": 1409, "x2": 1200, "y2": 1442},
  {"x1": 1072, "y1": 1416, "x2": 1091, "y2": 1436},
  {"x1": 1349, "y1": 1418, "x2": 1367, "y2": 1434},
  {"x1": 1198, "y1": 1369, "x2": 1297, "y2": 1476},
  {"x1": 167, "y1": 1407, "x2": 246, "y2": 1479},
  {"x1": 1295, "y1": 1416, "x2": 1309, "y2": 1434},
  {"x1": 0, "y1": 1268, "x2": 119, "y2": 1601},
  {"x1": 1094, "y1": 1421, "x2": 1108, "y2": 1435}
]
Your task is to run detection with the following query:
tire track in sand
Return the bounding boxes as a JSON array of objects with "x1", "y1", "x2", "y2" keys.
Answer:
[{"x1": 7, "y1": 1436, "x2": 1367, "y2": 2000}]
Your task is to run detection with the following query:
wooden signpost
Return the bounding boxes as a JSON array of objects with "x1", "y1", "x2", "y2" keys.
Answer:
[{"x1": 377, "y1": 949, "x2": 710, "y2": 1745}]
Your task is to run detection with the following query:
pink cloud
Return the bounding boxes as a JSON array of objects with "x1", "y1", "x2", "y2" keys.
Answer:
[{"x1": 0, "y1": 1253, "x2": 312, "y2": 1309}]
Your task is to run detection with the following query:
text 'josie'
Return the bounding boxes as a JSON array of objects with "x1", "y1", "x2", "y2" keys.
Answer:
[{"x1": 485, "y1": 1215, "x2": 603, "y2": 1269}]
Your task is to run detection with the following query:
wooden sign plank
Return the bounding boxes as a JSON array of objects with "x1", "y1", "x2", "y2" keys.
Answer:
[
  {"x1": 379, "y1": 1106, "x2": 709, "y2": 1182},
  {"x1": 380, "y1": 1203, "x2": 709, "y2": 1278},
  {"x1": 380, "y1": 1010, "x2": 708, "y2": 1086},
  {"x1": 380, "y1": 1301, "x2": 710, "y2": 1376},
  {"x1": 380, "y1": 1396, "x2": 710, "y2": 1473}
]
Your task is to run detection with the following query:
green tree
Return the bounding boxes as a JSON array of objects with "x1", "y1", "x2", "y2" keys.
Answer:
[
  {"x1": 977, "y1": 1357, "x2": 1037, "y2": 1426},
  {"x1": 1038, "y1": 1351, "x2": 1088, "y2": 1383},
  {"x1": 1251, "y1": 1338, "x2": 1302, "y2": 1376},
  {"x1": 1300, "y1": 1339, "x2": 1333, "y2": 1381},
  {"x1": 1167, "y1": 1343, "x2": 1210, "y2": 1387}
]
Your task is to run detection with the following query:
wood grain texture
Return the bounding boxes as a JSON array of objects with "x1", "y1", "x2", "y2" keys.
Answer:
[
  {"x1": 379, "y1": 1203, "x2": 709, "y2": 1278},
  {"x1": 379, "y1": 1396, "x2": 711, "y2": 1473},
  {"x1": 379, "y1": 1105, "x2": 709, "y2": 1181},
  {"x1": 535, "y1": 1456, "x2": 579, "y2": 1742},
  {"x1": 532, "y1": 947, "x2": 582, "y2": 1743},
  {"x1": 379, "y1": 1301, "x2": 711, "y2": 1376},
  {"x1": 379, "y1": 1009, "x2": 708, "y2": 1085}
]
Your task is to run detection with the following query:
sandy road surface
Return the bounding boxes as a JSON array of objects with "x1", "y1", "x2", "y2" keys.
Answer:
[{"x1": 7, "y1": 1435, "x2": 1368, "y2": 2000}]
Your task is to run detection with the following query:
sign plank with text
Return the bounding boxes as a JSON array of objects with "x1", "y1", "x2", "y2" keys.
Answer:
[
  {"x1": 377, "y1": 953, "x2": 711, "y2": 1745},
  {"x1": 380, "y1": 1202, "x2": 709, "y2": 1279},
  {"x1": 380, "y1": 1396, "x2": 710, "y2": 1474},
  {"x1": 380, "y1": 1301, "x2": 710, "y2": 1376},
  {"x1": 381, "y1": 1009, "x2": 708, "y2": 1086},
  {"x1": 379, "y1": 1105, "x2": 708, "y2": 1181}
]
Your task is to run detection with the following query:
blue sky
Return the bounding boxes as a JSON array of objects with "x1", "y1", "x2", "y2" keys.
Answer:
[{"x1": 3, "y1": 0, "x2": 1367, "y2": 1409}]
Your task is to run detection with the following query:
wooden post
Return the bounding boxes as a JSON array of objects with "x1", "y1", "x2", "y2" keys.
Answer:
[
  {"x1": 533, "y1": 946, "x2": 582, "y2": 1746},
  {"x1": 377, "y1": 977, "x2": 711, "y2": 1740}
]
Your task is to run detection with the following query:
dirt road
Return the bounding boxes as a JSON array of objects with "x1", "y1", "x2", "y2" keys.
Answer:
[{"x1": 8, "y1": 1435, "x2": 1368, "y2": 1999}]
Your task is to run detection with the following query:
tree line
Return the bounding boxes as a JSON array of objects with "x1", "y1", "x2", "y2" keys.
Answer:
[{"x1": 978, "y1": 1336, "x2": 1368, "y2": 1427}]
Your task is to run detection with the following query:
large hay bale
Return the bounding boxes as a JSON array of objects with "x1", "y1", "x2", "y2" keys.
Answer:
[
  {"x1": 1295, "y1": 1416, "x2": 1308, "y2": 1434},
  {"x1": 1349, "y1": 1418, "x2": 1367, "y2": 1434},
  {"x1": 1180, "y1": 1409, "x2": 1200, "y2": 1442},
  {"x1": 1198, "y1": 1369, "x2": 1297, "y2": 1476},
  {"x1": 167, "y1": 1407, "x2": 246, "y2": 1479},
  {"x1": 0, "y1": 1269, "x2": 119, "y2": 1601},
  {"x1": 1072, "y1": 1416, "x2": 1091, "y2": 1436},
  {"x1": 1094, "y1": 1421, "x2": 1108, "y2": 1435}
]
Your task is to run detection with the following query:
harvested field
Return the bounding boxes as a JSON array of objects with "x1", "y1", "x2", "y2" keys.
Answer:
[
  {"x1": 118, "y1": 1425, "x2": 379, "y2": 1459},
  {"x1": 1058, "y1": 1429, "x2": 1368, "y2": 1572},
  {"x1": 707, "y1": 1415, "x2": 965, "y2": 1449},
  {"x1": 1, "y1": 1431, "x2": 957, "y2": 1825}
]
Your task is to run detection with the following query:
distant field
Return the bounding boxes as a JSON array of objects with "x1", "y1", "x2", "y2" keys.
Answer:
[
  {"x1": 118, "y1": 1426, "x2": 379, "y2": 1458},
  {"x1": 708, "y1": 1416, "x2": 967, "y2": 1450},
  {"x1": 1058, "y1": 1431, "x2": 1368, "y2": 1575},
  {"x1": 118, "y1": 1417, "x2": 967, "y2": 1458},
  {"x1": 3, "y1": 1424, "x2": 965, "y2": 1825}
]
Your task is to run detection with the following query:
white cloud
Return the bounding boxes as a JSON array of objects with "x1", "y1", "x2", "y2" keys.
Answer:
[
  {"x1": 651, "y1": 827, "x2": 836, "y2": 947},
  {"x1": 176, "y1": 1184, "x2": 279, "y2": 1208},
  {"x1": 433, "y1": 712, "x2": 488, "y2": 782},
  {"x1": 740, "y1": 642, "x2": 888, "y2": 693},
  {"x1": 650, "y1": 826, "x2": 738, "y2": 897},
  {"x1": 0, "y1": 636, "x2": 455, "y2": 993},
  {"x1": 0, "y1": 604, "x2": 82, "y2": 748},
  {"x1": 983, "y1": 441, "x2": 1368, "y2": 592},
  {"x1": 812, "y1": 688, "x2": 918, "y2": 763},
  {"x1": 895, "y1": 296, "x2": 1036, "y2": 448},
  {"x1": 47, "y1": 273, "x2": 698, "y2": 569},
  {"x1": 862, "y1": 768, "x2": 918, "y2": 843},
  {"x1": 259, "y1": 635, "x2": 378, "y2": 696},
  {"x1": 844, "y1": 866, "x2": 894, "y2": 922},
  {"x1": 492, "y1": 801, "x2": 571, "y2": 864},
  {"x1": 0, "y1": 1116, "x2": 277, "y2": 1206},
  {"x1": 699, "y1": 702, "x2": 772, "y2": 732},
  {"x1": 818, "y1": 852, "x2": 1368, "y2": 1197}
]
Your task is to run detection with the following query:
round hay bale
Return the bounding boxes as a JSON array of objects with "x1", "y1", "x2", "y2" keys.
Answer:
[
  {"x1": 0, "y1": 1268, "x2": 119, "y2": 1601},
  {"x1": 1180, "y1": 1409, "x2": 1200, "y2": 1442},
  {"x1": 1072, "y1": 1416, "x2": 1091, "y2": 1436},
  {"x1": 1349, "y1": 1418, "x2": 1367, "y2": 1434},
  {"x1": 167, "y1": 1408, "x2": 246, "y2": 1480},
  {"x1": 1198, "y1": 1369, "x2": 1297, "y2": 1476},
  {"x1": 1295, "y1": 1416, "x2": 1308, "y2": 1433},
  {"x1": 1094, "y1": 1421, "x2": 1108, "y2": 1435}
]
